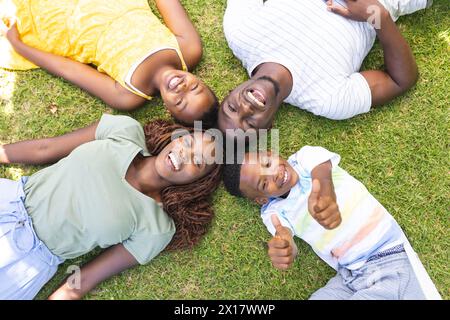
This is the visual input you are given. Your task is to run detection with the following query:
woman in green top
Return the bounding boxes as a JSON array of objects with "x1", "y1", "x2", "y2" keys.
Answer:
[{"x1": 0, "y1": 114, "x2": 222, "y2": 299}]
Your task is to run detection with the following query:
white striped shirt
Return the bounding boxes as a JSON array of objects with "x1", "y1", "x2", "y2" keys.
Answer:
[{"x1": 223, "y1": 0, "x2": 376, "y2": 120}]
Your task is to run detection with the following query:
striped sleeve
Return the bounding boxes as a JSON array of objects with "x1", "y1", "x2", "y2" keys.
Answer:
[
  {"x1": 322, "y1": 73, "x2": 372, "y2": 120},
  {"x1": 295, "y1": 146, "x2": 341, "y2": 176}
]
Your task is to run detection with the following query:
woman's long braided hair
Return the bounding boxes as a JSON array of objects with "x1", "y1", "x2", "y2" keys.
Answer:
[{"x1": 144, "y1": 120, "x2": 222, "y2": 251}]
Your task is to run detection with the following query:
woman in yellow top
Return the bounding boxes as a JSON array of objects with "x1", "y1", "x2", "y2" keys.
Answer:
[{"x1": 0, "y1": 0, "x2": 218, "y2": 127}]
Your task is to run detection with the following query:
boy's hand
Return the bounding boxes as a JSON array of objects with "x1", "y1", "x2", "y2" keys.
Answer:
[
  {"x1": 267, "y1": 214, "x2": 298, "y2": 270},
  {"x1": 1, "y1": 18, "x2": 20, "y2": 44},
  {"x1": 308, "y1": 179, "x2": 342, "y2": 230},
  {"x1": 326, "y1": 0, "x2": 388, "y2": 22}
]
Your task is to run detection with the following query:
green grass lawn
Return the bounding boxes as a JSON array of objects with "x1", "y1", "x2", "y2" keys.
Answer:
[{"x1": 1, "y1": 0, "x2": 449, "y2": 300}]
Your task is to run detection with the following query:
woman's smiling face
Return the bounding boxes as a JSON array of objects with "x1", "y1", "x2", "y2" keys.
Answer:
[{"x1": 154, "y1": 131, "x2": 217, "y2": 185}]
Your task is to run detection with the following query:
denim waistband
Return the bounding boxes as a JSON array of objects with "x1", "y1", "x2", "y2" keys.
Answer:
[
  {"x1": 366, "y1": 244, "x2": 405, "y2": 263},
  {"x1": 0, "y1": 177, "x2": 63, "y2": 266}
]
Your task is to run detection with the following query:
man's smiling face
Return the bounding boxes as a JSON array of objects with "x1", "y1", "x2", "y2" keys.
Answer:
[{"x1": 218, "y1": 76, "x2": 281, "y2": 134}]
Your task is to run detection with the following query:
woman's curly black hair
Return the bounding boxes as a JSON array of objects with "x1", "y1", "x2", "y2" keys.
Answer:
[{"x1": 144, "y1": 120, "x2": 222, "y2": 250}]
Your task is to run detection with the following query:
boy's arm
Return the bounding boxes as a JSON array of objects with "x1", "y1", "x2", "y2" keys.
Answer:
[
  {"x1": 48, "y1": 244, "x2": 138, "y2": 300},
  {"x1": 2, "y1": 24, "x2": 144, "y2": 110},
  {"x1": 0, "y1": 121, "x2": 98, "y2": 165},
  {"x1": 267, "y1": 215, "x2": 298, "y2": 270},
  {"x1": 154, "y1": 0, "x2": 202, "y2": 69},
  {"x1": 309, "y1": 161, "x2": 342, "y2": 230}
]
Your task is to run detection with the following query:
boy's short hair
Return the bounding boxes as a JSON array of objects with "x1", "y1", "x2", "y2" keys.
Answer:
[{"x1": 223, "y1": 163, "x2": 244, "y2": 198}]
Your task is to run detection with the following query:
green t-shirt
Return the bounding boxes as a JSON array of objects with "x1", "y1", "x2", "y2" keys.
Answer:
[{"x1": 24, "y1": 114, "x2": 175, "y2": 264}]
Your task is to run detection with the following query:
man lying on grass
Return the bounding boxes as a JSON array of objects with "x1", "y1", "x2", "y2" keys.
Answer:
[
  {"x1": 223, "y1": 146, "x2": 441, "y2": 299},
  {"x1": 219, "y1": 0, "x2": 432, "y2": 132}
]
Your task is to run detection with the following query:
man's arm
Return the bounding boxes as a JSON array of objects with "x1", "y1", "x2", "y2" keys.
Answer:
[
  {"x1": 48, "y1": 244, "x2": 139, "y2": 300},
  {"x1": 154, "y1": 0, "x2": 203, "y2": 69},
  {"x1": 2, "y1": 23, "x2": 144, "y2": 110},
  {"x1": 327, "y1": 0, "x2": 418, "y2": 106},
  {"x1": 0, "y1": 122, "x2": 98, "y2": 165},
  {"x1": 308, "y1": 161, "x2": 342, "y2": 230}
]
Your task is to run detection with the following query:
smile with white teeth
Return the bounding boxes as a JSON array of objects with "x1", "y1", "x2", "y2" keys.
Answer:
[
  {"x1": 247, "y1": 91, "x2": 265, "y2": 108},
  {"x1": 168, "y1": 76, "x2": 183, "y2": 90},
  {"x1": 168, "y1": 152, "x2": 181, "y2": 171},
  {"x1": 283, "y1": 170, "x2": 288, "y2": 185}
]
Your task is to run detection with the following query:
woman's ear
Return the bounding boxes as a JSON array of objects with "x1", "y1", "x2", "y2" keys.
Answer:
[{"x1": 255, "y1": 197, "x2": 269, "y2": 206}]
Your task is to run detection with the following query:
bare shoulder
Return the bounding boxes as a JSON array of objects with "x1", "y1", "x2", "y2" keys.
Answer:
[{"x1": 112, "y1": 81, "x2": 147, "y2": 111}]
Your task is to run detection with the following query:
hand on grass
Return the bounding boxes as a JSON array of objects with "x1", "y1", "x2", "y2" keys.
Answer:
[{"x1": 48, "y1": 283, "x2": 82, "y2": 300}]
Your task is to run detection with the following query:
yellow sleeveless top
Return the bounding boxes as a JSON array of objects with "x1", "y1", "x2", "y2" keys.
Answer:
[{"x1": 0, "y1": 0, "x2": 188, "y2": 99}]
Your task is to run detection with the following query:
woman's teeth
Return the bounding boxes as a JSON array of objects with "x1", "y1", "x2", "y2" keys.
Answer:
[
  {"x1": 248, "y1": 91, "x2": 265, "y2": 107},
  {"x1": 282, "y1": 170, "x2": 288, "y2": 185},
  {"x1": 168, "y1": 152, "x2": 181, "y2": 171},
  {"x1": 169, "y1": 76, "x2": 182, "y2": 90}
]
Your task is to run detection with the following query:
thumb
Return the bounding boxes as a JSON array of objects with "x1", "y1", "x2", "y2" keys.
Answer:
[
  {"x1": 271, "y1": 214, "x2": 283, "y2": 234},
  {"x1": 271, "y1": 214, "x2": 291, "y2": 240},
  {"x1": 326, "y1": 1, "x2": 351, "y2": 18},
  {"x1": 309, "y1": 179, "x2": 321, "y2": 214},
  {"x1": 310, "y1": 179, "x2": 321, "y2": 201}
]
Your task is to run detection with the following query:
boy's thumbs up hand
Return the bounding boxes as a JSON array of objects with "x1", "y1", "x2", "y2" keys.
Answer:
[
  {"x1": 308, "y1": 179, "x2": 342, "y2": 230},
  {"x1": 272, "y1": 214, "x2": 292, "y2": 241},
  {"x1": 267, "y1": 214, "x2": 298, "y2": 270}
]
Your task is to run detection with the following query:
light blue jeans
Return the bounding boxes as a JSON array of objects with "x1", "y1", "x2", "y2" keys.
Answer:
[
  {"x1": 0, "y1": 177, "x2": 64, "y2": 300},
  {"x1": 309, "y1": 250, "x2": 426, "y2": 300}
]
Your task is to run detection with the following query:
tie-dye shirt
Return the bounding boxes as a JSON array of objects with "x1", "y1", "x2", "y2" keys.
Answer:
[{"x1": 261, "y1": 146, "x2": 405, "y2": 270}]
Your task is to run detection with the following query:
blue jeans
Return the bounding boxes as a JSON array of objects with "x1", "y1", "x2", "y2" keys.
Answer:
[
  {"x1": 0, "y1": 177, "x2": 64, "y2": 300},
  {"x1": 309, "y1": 250, "x2": 426, "y2": 300}
]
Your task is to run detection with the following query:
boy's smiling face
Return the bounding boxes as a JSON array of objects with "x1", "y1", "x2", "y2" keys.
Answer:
[{"x1": 240, "y1": 151, "x2": 299, "y2": 205}]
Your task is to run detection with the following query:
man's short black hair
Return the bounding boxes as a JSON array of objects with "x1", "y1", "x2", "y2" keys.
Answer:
[{"x1": 222, "y1": 162, "x2": 244, "y2": 198}]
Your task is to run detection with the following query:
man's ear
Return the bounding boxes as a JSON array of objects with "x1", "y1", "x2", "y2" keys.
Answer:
[{"x1": 255, "y1": 197, "x2": 269, "y2": 206}]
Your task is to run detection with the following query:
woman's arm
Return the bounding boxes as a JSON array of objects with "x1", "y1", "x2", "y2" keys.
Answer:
[
  {"x1": 48, "y1": 244, "x2": 138, "y2": 300},
  {"x1": 0, "y1": 121, "x2": 98, "y2": 165},
  {"x1": 154, "y1": 0, "x2": 203, "y2": 69},
  {"x1": 3, "y1": 24, "x2": 145, "y2": 110}
]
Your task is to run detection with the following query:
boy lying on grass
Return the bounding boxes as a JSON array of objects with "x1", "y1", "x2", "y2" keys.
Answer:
[{"x1": 223, "y1": 146, "x2": 441, "y2": 300}]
